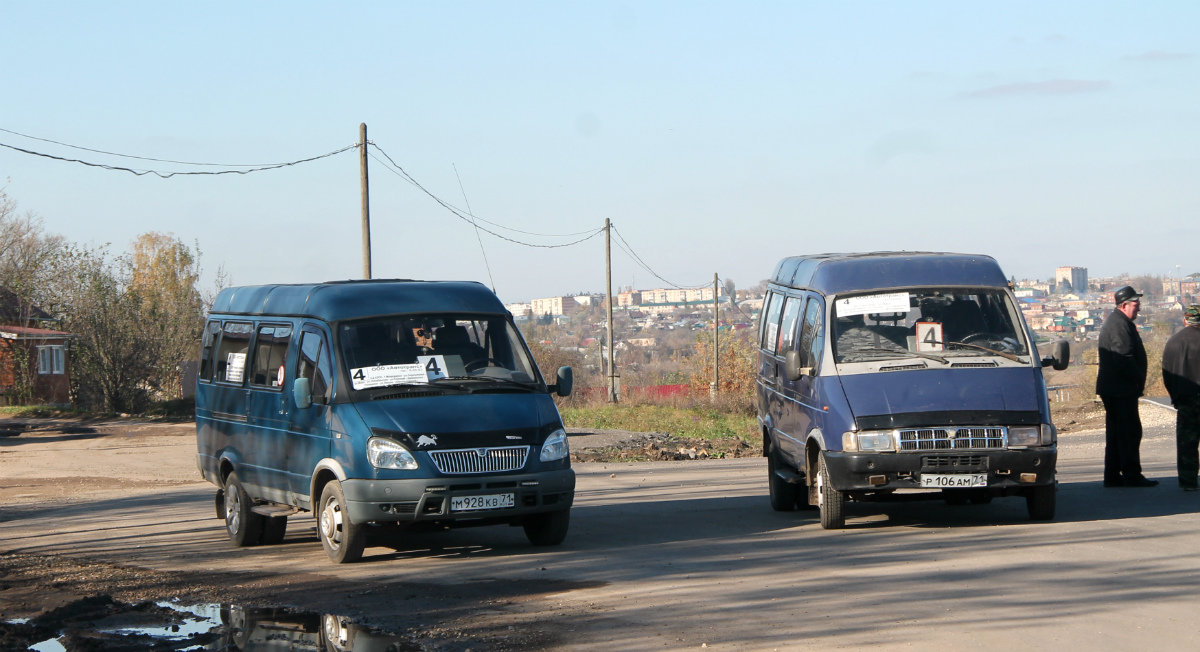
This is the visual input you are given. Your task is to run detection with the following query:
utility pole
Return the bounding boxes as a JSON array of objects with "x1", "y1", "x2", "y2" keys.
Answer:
[
  {"x1": 605, "y1": 219, "x2": 617, "y2": 403},
  {"x1": 360, "y1": 123, "x2": 372, "y2": 279},
  {"x1": 712, "y1": 272, "x2": 719, "y2": 397}
]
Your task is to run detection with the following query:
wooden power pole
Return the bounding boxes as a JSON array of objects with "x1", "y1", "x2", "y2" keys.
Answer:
[
  {"x1": 360, "y1": 123, "x2": 372, "y2": 279},
  {"x1": 712, "y1": 273, "x2": 719, "y2": 396},
  {"x1": 605, "y1": 219, "x2": 617, "y2": 403}
]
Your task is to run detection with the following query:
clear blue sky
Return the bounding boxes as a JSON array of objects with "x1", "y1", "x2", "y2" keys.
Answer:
[{"x1": 2, "y1": 2, "x2": 1197, "y2": 302}]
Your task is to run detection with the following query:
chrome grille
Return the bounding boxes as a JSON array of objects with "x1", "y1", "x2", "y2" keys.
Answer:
[
  {"x1": 429, "y1": 446, "x2": 529, "y2": 474},
  {"x1": 898, "y1": 427, "x2": 1006, "y2": 451}
]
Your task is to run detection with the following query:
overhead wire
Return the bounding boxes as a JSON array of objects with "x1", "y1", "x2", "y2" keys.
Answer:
[
  {"x1": 0, "y1": 140, "x2": 358, "y2": 178},
  {"x1": 610, "y1": 224, "x2": 709, "y2": 290},
  {"x1": 368, "y1": 142, "x2": 604, "y2": 248},
  {"x1": 0, "y1": 126, "x2": 314, "y2": 167},
  {"x1": 369, "y1": 143, "x2": 597, "y2": 238},
  {"x1": 453, "y1": 163, "x2": 496, "y2": 293}
]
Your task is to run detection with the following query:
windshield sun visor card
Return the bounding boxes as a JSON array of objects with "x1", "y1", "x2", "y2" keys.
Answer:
[
  {"x1": 915, "y1": 321, "x2": 944, "y2": 351},
  {"x1": 417, "y1": 355, "x2": 449, "y2": 381},
  {"x1": 835, "y1": 292, "x2": 910, "y2": 317}
]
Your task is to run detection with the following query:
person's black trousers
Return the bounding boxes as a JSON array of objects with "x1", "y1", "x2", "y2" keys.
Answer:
[
  {"x1": 1101, "y1": 394, "x2": 1144, "y2": 484},
  {"x1": 1175, "y1": 395, "x2": 1200, "y2": 488}
]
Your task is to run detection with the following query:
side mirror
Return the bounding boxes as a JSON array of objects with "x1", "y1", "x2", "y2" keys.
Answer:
[
  {"x1": 293, "y1": 376, "x2": 312, "y2": 409},
  {"x1": 785, "y1": 350, "x2": 805, "y2": 381},
  {"x1": 552, "y1": 366, "x2": 573, "y2": 397},
  {"x1": 1041, "y1": 339, "x2": 1070, "y2": 371}
]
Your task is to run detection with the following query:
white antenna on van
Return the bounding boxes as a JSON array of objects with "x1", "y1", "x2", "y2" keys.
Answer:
[{"x1": 452, "y1": 164, "x2": 496, "y2": 293}]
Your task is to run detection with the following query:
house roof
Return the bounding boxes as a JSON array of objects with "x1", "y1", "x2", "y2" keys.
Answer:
[
  {"x1": 0, "y1": 287, "x2": 52, "y2": 324},
  {"x1": 0, "y1": 325, "x2": 77, "y2": 340}
]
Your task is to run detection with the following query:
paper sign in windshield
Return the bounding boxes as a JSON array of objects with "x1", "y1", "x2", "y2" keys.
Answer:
[
  {"x1": 915, "y1": 322, "x2": 944, "y2": 351},
  {"x1": 835, "y1": 292, "x2": 910, "y2": 317},
  {"x1": 225, "y1": 352, "x2": 246, "y2": 383},
  {"x1": 417, "y1": 355, "x2": 449, "y2": 381},
  {"x1": 350, "y1": 364, "x2": 427, "y2": 390}
]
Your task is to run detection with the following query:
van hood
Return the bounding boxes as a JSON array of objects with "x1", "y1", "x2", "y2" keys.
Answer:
[
  {"x1": 351, "y1": 393, "x2": 556, "y2": 449},
  {"x1": 839, "y1": 367, "x2": 1045, "y2": 429}
]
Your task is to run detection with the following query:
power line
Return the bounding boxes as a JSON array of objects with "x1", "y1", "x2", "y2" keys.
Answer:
[
  {"x1": 368, "y1": 142, "x2": 604, "y2": 249},
  {"x1": 0, "y1": 126, "x2": 312, "y2": 167},
  {"x1": 0, "y1": 140, "x2": 358, "y2": 178},
  {"x1": 369, "y1": 143, "x2": 597, "y2": 238},
  {"x1": 610, "y1": 224, "x2": 708, "y2": 290},
  {"x1": 453, "y1": 163, "x2": 496, "y2": 293}
]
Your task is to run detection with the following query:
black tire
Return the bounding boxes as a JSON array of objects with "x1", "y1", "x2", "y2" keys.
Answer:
[
  {"x1": 318, "y1": 481, "x2": 366, "y2": 563},
  {"x1": 1027, "y1": 484, "x2": 1056, "y2": 521},
  {"x1": 214, "y1": 488, "x2": 225, "y2": 519},
  {"x1": 524, "y1": 509, "x2": 570, "y2": 546},
  {"x1": 817, "y1": 454, "x2": 845, "y2": 529},
  {"x1": 260, "y1": 515, "x2": 288, "y2": 545},
  {"x1": 767, "y1": 447, "x2": 798, "y2": 512},
  {"x1": 943, "y1": 489, "x2": 970, "y2": 505},
  {"x1": 224, "y1": 472, "x2": 263, "y2": 547}
]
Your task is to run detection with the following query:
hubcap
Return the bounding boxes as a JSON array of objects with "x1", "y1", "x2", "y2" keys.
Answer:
[
  {"x1": 321, "y1": 499, "x2": 343, "y2": 549},
  {"x1": 816, "y1": 467, "x2": 825, "y2": 508},
  {"x1": 226, "y1": 487, "x2": 241, "y2": 533}
]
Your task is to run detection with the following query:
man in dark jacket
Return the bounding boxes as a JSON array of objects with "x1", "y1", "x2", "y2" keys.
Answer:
[
  {"x1": 1162, "y1": 305, "x2": 1200, "y2": 491},
  {"x1": 1096, "y1": 286, "x2": 1157, "y2": 487}
]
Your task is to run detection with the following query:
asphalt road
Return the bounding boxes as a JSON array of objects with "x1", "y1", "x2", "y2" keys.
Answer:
[{"x1": 2, "y1": 406, "x2": 1199, "y2": 651}]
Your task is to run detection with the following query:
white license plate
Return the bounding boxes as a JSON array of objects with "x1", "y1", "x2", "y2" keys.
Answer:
[
  {"x1": 920, "y1": 473, "x2": 988, "y2": 488},
  {"x1": 450, "y1": 493, "x2": 515, "y2": 512}
]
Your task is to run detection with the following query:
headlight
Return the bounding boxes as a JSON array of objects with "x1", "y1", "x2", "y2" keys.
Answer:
[
  {"x1": 841, "y1": 430, "x2": 895, "y2": 452},
  {"x1": 367, "y1": 437, "x2": 419, "y2": 470},
  {"x1": 540, "y1": 428, "x2": 569, "y2": 462},
  {"x1": 1009, "y1": 424, "x2": 1055, "y2": 447}
]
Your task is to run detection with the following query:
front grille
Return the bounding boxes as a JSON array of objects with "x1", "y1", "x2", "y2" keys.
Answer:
[
  {"x1": 898, "y1": 427, "x2": 1006, "y2": 451},
  {"x1": 429, "y1": 446, "x2": 530, "y2": 474},
  {"x1": 922, "y1": 455, "x2": 987, "y2": 469}
]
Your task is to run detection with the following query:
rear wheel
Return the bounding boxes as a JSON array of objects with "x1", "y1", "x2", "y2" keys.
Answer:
[
  {"x1": 318, "y1": 481, "x2": 365, "y2": 563},
  {"x1": 224, "y1": 472, "x2": 262, "y2": 547},
  {"x1": 767, "y1": 447, "x2": 798, "y2": 512},
  {"x1": 817, "y1": 454, "x2": 845, "y2": 529},
  {"x1": 1027, "y1": 484, "x2": 1056, "y2": 521},
  {"x1": 524, "y1": 509, "x2": 570, "y2": 546}
]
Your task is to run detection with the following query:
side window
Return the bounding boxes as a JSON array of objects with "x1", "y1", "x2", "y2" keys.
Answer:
[
  {"x1": 798, "y1": 297, "x2": 825, "y2": 370},
  {"x1": 251, "y1": 324, "x2": 293, "y2": 388},
  {"x1": 198, "y1": 321, "x2": 221, "y2": 382},
  {"x1": 778, "y1": 296, "x2": 805, "y2": 354},
  {"x1": 761, "y1": 292, "x2": 785, "y2": 353},
  {"x1": 215, "y1": 322, "x2": 253, "y2": 384},
  {"x1": 296, "y1": 329, "x2": 331, "y2": 403}
]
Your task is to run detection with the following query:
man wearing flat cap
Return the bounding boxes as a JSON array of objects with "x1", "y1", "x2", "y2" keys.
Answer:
[
  {"x1": 1162, "y1": 305, "x2": 1200, "y2": 491},
  {"x1": 1096, "y1": 286, "x2": 1157, "y2": 487}
]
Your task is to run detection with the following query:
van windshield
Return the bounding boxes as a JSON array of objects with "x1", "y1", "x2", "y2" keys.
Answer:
[
  {"x1": 831, "y1": 288, "x2": 1030, "y2": 364},
  {"x1": 338, "y1": 314, "x2": 541, "y2": 391}
]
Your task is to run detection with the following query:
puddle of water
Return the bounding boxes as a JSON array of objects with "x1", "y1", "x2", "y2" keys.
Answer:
[{"x1": 26, "y1": 600, "x2": 418, "y2": 651}]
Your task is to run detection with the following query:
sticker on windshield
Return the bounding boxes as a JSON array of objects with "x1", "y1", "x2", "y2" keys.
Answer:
[
  {"x1": 835, "y1": 292, "x2": 910, "y2": 317},
  {"x1": 350, "y1": 364, "x2": 428, "y2": 390},
  {"x1": 225, "y1": 352, "x2": 246, "y2": 383},
  {"x1": 915, "y1": 322, "x2": 944, "y2": 351},
  {"x1": 417, "y1": 355, "x2": 449, "y2": 381}
]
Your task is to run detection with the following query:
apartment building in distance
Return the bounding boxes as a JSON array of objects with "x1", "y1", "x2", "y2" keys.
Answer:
[
  {"x1": 1055, "y1": 266, "x2": 1088, "y2": 294},
  {"x1": 530, "y1": 296, "x2": 577, "y2": 316}
]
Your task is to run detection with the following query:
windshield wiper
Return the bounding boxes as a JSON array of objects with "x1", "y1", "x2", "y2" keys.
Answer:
[
  {"x1": 430, "y1": 376, "x2": 539, "y2": 392},
  {"x1": 841, "y1": 347, "x2": 949, "y2": 365},
  {"x1": 941, "y1": 341, "x2": 1025, "y2": 364}
]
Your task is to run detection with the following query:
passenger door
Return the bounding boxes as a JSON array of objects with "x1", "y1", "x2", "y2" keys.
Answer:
[
  {"x1": 757, "y1": 291, "x2": 785, "y2": 419},
  {"x1": 210, "y1": 321, "x2": 254, "y2": 485},
  {"x1": 785, "y1": 294, "x2": 826, "y2": 451},
  {"x1": 246, "y1": 323, "x2": 295, "y2": 502},
  {"x1": 286, "y1": 325, "x2": 334, "y2": 502},
  {"x1": 772, "y1": 295, "x2": 806, "y2": 461}
]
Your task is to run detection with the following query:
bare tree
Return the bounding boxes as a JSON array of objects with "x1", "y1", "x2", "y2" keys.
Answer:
[{"x1": 0, "y1": 188, "x2": 65, "y2": 322}]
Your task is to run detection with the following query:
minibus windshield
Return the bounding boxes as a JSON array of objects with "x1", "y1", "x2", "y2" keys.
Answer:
[
  {"x1": 339, "y1": 314, "x2": 541, "y2": 392},
  {"x1": 831, "y1": 288, "x2": 1030, "y2": 365}
]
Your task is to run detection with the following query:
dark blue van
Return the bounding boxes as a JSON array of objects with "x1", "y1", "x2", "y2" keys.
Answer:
[
  {"x1": 196, "y1": 280, "x2": 575, "y2": 563},
  {"x1": 756, "y1": 253, "x2": 1069, "y2": 528}
]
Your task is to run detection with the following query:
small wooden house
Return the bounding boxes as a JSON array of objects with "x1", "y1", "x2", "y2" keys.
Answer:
[{"x1": 0, "y1": 325, "x2": 77, "y2": 406}]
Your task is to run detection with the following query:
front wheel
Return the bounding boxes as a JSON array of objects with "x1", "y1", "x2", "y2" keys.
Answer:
[
  {"x1": 524, "y1": 509, "x2": 570, "y2": 546},
  {"x1": 318, "y1": 481, "x2": 366, "y2": 563},
  {"x1": 1027, "y1": 484, "x2": 1056, "y2": 521},
  {"x1": 767, "y1": 447, "x2": 798, "y2": 512},
  {"x1": 224, "y1": 472, "x2": 262, "y2": 547},
  {"x1": 817, "y1": 454, "x2": 846, "y2": 529}
]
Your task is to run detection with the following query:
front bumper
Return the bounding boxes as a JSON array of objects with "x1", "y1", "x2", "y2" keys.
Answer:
[
  {"x1": 340, "y1": 469, "x2": 575, "y2": 525},
  {"x1": 822, "y1": 448, "x2": 1056, "y2": 493}
]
